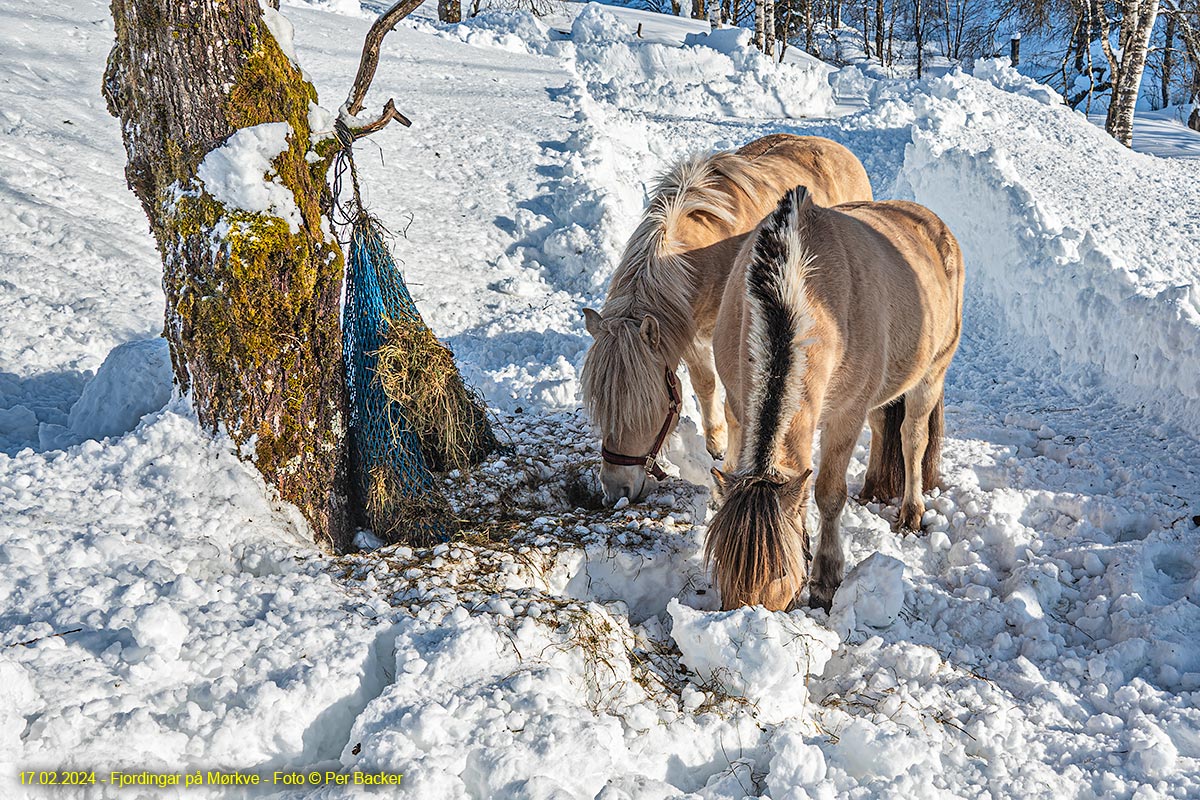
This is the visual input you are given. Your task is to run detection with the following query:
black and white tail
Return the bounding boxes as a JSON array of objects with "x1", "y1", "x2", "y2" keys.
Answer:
[{"x1": 741, "y1": 186, "x2": 818, "y2": 474}]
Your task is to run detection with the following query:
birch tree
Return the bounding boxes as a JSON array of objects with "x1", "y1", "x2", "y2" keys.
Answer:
[{"x1": 1100, "y1": 0, "x2": 1162, "y2": 146}]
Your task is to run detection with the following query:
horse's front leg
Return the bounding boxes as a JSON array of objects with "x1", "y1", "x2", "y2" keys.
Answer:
[
  {"x1": 683, "y1": 340, "x2": 727, "y2": 460},
  {"x1": 808, "y1": 411, "x2": 866, "y2": 611}
]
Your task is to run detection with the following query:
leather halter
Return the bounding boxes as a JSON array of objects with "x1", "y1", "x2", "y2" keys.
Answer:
[{"x1": 600, "y1": 368, "x2": 681, "y2": 481}]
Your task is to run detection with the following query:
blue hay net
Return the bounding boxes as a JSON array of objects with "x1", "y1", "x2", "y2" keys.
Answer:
[{"x1": 342, "y1": 216, "x2": 447, "y2": 544}]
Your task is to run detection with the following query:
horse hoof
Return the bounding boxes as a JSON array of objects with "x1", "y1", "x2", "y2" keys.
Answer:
[
  {"x1": 707, "y1": 449, "x2": 726, "y2": 461},
  {"x1": 896, "y1": 502, "x2": 925, "y2": 533},
  {"x1": 808, "y1": 589, "x2": 834, "y2": 613}
]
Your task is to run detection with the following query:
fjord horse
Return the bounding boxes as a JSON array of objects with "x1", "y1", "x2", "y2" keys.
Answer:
[
  {"x1": 580, "y1": 135, "x2": 873, "y2": 506},
  {"x1": 707, "y1": 187, "x2": 964, "y2": 611}
]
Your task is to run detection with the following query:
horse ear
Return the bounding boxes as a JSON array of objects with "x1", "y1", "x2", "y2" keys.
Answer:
[
  {"x1": 639, "y1": 314, "x2": 661, "y2": 350},
  {"x1": 782, "y1": 468, "x2": 812, "y2": 509},
  {"x1": 710, "y1": 467, "x2": 728, "y2": 498},
  {"x1": 583, "y1": 307, "x2": 602, "y2": 337}
]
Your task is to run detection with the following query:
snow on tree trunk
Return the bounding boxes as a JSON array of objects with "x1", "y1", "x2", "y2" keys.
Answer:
[
  {"x1": 103, "y1": 0, "x2": 352, "y2": 550},
  {"x1": 1104, "y1": 0, "x2": 1162, "y2": 147}
]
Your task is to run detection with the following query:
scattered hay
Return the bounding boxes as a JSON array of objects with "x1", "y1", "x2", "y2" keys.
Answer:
[{"x1": 374, "y1": 314, "x2": 497, "y2": 473}]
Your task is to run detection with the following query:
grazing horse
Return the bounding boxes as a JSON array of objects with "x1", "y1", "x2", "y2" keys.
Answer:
[
  {"x1": 706, "y1": 186, "x2": 964, "y2": 611},
  {"x1": 580, "y1": 134, "x2": 873, "y2": 507}
]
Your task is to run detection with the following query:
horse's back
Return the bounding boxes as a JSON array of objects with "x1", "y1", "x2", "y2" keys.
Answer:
[
  {"x1": 734, "y1": 134, "x2": 873, "y2": 208},
  {"x1": 830, "y1": 199, "x2": 963, "y2": 289}
]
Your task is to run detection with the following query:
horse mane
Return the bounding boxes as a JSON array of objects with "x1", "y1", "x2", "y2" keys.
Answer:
[
  {"x1": 741, "y1": 186, "x2": 818, "y2": 473},
  {"x1": 582, "y1": 151, "x2": 767, "y2": 438}
]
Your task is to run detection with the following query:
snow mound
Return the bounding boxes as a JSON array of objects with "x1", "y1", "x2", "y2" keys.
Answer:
[
  {"x1": 571, "y1": 5, "x2": 834, "y2": 121},
  {"x1": 972, "y1": 58, "x2": 1060, "y2": 105},
  {"x1": 897, "y1": 73, "x2": 1200, "y2": 436},
  {"x1": 667, "y1": 599, "x2": 839, "y2": 724},
  {"x1": 415, "y1": 9, "x2": 561, "y2": 56},
  {"x1": 829, "y1": 552, "x2": 906, "y2": 638},
  {"x1": 37, "y1": 337, "x2": 173, "y2": 449}
]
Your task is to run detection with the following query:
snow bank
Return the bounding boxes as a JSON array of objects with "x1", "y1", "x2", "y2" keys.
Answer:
[
  {"x1": 896, "y1": 72, "x2": 1200, "y2": 436},
  {"x1": 571, "y1": 5, "x2": 834, "y2": 121}
]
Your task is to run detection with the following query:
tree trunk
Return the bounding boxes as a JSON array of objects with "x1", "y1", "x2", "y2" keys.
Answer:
[
  {"x1": 913, "y1": 0, "x2": 924, "y2": 77},
  {"x1": 805, "y1": 0, "x2": 814, "y2": 52},
  {"x1": 755, "y1": 0, "x2": 765, "y2": 50},
  {"x1": 875, "y1": 0, "x2": 885, "y2": 64},
  {"x1": 693, "y1": 0, "x2": 705, "y2": 19},
  {"x1": 1104, "y1": 0, "x2": 1162, "y2": 147},
  {"x1": 765, "y1": 0, "x2": 776, "y2": 58},
  {"x1": 1163, "y1": 12, "x2": 1176, "y2": 108},
  {"x1": 104, "y1": 0, "x2": 351, "y2": 549},
  {"x1": 863, "y1": 0, "x2": 871, "y2": 58},
  {"x1": 439, "y1": 0, "x2": 461, "y2": 23}
]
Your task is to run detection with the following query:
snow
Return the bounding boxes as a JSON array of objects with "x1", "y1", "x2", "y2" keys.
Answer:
[
  {"x1": 2, "y1": 0, "x2": 1200, "y2": 798},
  {"x1": 194, "y1": 122, "x2": 305, "y2": 234}
]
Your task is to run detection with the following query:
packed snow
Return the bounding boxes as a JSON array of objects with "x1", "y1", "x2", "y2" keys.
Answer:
[{"x1": 2, "y1": 1, "x2": 1200, "y2": 798}]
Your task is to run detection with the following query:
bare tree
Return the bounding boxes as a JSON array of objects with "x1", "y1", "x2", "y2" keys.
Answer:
[
  {"x1": 1100, "y1": 0, "x2": 1162, "y2": 146},
  {"x1": 104, "y1": 0, "x2": 419, "y2": 550}
]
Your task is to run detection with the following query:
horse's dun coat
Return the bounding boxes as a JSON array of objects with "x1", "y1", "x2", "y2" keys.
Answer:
[
  {"x1": 580, "y1": 135, "x2": 873, "y2": 506},
  {"x1": 707, "y1": 186, "x2": 965, "y2": 612}
]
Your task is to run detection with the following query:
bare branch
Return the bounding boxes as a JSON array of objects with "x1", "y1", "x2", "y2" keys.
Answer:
[{"x1": 342, "y1": 0, "x2": 422, "y2": 139}]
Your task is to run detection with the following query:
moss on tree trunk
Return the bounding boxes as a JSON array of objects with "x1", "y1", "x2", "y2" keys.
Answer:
[{"x1": 104, "y1": 0, "x2": 352, "y2": 549}]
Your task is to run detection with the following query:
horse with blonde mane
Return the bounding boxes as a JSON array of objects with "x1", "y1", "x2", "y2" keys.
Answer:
[
  {"x1": 580, "y1": 134, "x2": 872, "y2": 507},
  {"x1": 707, "y1": 186, "x2": 964, "y2": 611}
]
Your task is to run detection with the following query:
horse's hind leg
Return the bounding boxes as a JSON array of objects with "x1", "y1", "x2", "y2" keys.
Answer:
[
  {"x1": 809, "y1": 409, "x2": 866, "y2": 611},
  {"x1": 896, "y1": 377, "x2": 945, "y2": 531},
  {"x1": 860, "y1": 406, "x2": 887, "y2": 501},
  {"x1": 683, "y1": 340, "x2": 727, "y2": 460}
]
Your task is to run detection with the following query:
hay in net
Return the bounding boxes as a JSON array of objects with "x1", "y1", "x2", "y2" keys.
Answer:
[{"x1": 374, "y1": 316, "x2": 498, "y2": 473}]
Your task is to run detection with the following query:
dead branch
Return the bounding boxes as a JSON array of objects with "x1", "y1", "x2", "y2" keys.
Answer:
[{"x1": 342, "y1": 0, "x2": 423, "y2": 140}]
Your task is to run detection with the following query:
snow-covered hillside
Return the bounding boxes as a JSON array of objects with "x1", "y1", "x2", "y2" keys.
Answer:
[{"x1": 2, "y1": 1, "x2": 1200, "y2": 798}]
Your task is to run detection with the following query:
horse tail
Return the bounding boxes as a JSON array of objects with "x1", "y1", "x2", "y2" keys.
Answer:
[
  {"x1": 705, "y1": 476, "x2": 805, "y2": 609},
  {"x1": 741, "y1": 185, "x2": 817, "y2": 472},
  {"x1": 871, "y1": 388, "x2": 945, "y2": 501},
  {"x1": 703, "y1": 186, "x2": 816, "y2": 609}
]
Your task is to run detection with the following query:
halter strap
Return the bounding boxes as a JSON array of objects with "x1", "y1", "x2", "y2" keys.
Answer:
[{"x1": 601, "y1": 368, "x2": 681, "y2": 481}]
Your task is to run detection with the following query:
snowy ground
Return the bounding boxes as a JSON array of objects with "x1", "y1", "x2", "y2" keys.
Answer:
[{"x1": 2, "y1": 1, "x2": 1200, "y2": 798}]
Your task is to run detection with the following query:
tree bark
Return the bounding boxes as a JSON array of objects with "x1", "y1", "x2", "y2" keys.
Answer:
[
  {"x1": 764, "y1": 0, "x2": 776, "y2": 58},
  {"x1": 1103, "y1": 0, "x2": 1162, "y2": 147},
  {"x1": 1163, "y1": 12, "x2": 1176, "y2": 108},
  {"x1": 104, "y1": 0, "x2": 351, "y2": 549},
  {"x1": 913, "y1": 0, "x2": 924, "y2": 78},
  {"x1": 875, "y1": 0, "x2": 885, "y2": 64},
  {"x1": 755, "y1": 0, "x2": 765, "y2": 50},
  {"x1": 439, "y1": 0, "x2": 462, "y2": 23}
]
